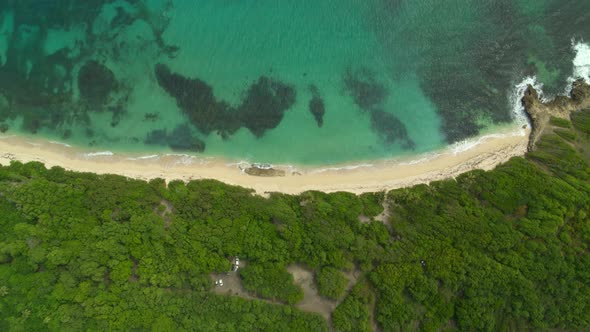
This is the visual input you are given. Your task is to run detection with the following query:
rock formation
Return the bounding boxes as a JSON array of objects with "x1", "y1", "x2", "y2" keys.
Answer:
[
  {"x1": 244, "y1": 165, "x2": 286, "y2": 177},
  {"x1": 522, "y1": 79, "x2": 590, "y2": 151}
]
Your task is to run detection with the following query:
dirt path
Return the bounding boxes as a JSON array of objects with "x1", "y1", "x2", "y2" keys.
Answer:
[
  {"x1": 374, "y1": 199, "x2": 390, "y2": 225},
  {"x1": 157, "y1": 199, "x2": 174, "y2": 228}
]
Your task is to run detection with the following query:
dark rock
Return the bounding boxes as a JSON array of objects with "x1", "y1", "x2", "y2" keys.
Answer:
[
  {"x1": 571, "y1": 79, "x2": 590, "y2": 103},
  {"x1": 0, "y1": 123, "x2": 9, "y2": 133},
  {"x1": 62, "y1": 129, "x2": 72, "y2": 139},
  {"x1": 522, "y1": 80, "x2": 590, "y2": 151},
  {"x1": 245, "y1": 166, "x2": 286, "y2": 177},
  {"x1": 78, "y1": 60, "x2": 118, "y2": 107},
  {"x1": 522, "y1": 85, "x2": 538, "y2": 110}
]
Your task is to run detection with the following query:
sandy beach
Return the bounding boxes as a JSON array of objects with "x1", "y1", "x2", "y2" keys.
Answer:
[{"x1": 0, "y1": 127, "x2": 529, "y2": 195}]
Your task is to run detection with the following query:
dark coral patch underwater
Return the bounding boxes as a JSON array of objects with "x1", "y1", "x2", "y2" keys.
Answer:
[
  {"x1": 343, "y1": 67, "x2": 415, "y2": 150},
  {"x1": 154, "y1": 63, "x2": 296, "y2": 140}
]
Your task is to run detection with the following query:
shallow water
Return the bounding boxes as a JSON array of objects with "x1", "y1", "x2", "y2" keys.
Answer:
[{"x1": 0, "y1": 0, "x2": 589, "y2": 165}]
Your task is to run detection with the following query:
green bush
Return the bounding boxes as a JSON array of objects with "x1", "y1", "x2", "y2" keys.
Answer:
[
  {"x1": 549, "y1": 116, "x2": 571, "y2": 128},
  {"x1": 240, "y1": 262, "x2": 304, "y2": 304},
  {"x1": 316, "y1": 267, "x2": 348, "y2": 300}
]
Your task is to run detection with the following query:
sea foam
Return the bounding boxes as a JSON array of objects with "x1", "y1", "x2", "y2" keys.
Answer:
[
  {"x1": 84, "y1": 151, "x2": 114, "y2": 157},
  {"x1": 510, "y1": 76, "x2": 544, "y2": 127},
  {"x1": 49, "y1": 140, "x2": 72, "y2": 148},
  {"x1": 125, "y1": 155, "x2": 160, "y2": 161},
  {"x1": 572, "y1": 40, "x2": 590, "y2": 83},
  {"x1": 309, "y1": 163, "x2": 374, "y2": 174}
]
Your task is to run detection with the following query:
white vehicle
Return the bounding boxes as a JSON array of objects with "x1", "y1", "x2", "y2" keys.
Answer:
[
  {"x1": 215, "y1": 279, "x2": 223, "y2": 286},
  {"x1": 235, "y1": 257, "x2": 240, "y2": 266}
]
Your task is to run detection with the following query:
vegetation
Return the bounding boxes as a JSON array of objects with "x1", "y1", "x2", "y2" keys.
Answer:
[
  {"x1": 549, "y1": 115, "x2": 571, "y2": 128},
  {"x1": 0, "y1": 110, "x2": 590, "y2": 331},
  {"x1": 332, "y1": 281, "x2": 375, "y2": 332},
  {"x1": 316, "y1": 266, "x2": 348, "y2": 300},
  {"x1": 240, "y1": 262, "x2": 303, "y2": 304}
]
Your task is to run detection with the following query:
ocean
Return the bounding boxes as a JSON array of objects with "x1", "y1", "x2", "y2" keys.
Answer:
[{"x1": 0, "y1": 0, "x2": 589, "y2": 165}]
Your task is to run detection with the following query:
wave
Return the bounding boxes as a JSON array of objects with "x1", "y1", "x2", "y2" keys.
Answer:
[
  {"x1": 126, "y1": 154, "x2": 159, "y2": 161},
  {"x1": 510, "y1": 76, "x2": 544, "y2": 127},
  {"x1": 563, "y1": 40, "x2": 590, "y2": 95},
  {"x1": 84, "y1": 151, "x2": 114, "y2": 157},
  {"x1": 450, "y1": 129, "x2": 524, "y2": 155},
  {"x1": 163, "y1": 153, "x2": 212, "y2": 165},
  {"x1": 571, "y1": 40, "x2": 590, "y2": 83},
  {"x1": 309, "y1": 163, "x2": 374, "y2": 174},
  {"x1": 49, "y1": 140, "x2": 72, "y2": 148}
]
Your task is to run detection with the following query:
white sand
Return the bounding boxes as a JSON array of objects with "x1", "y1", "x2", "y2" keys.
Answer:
[{"x1": 0, "y1": 127, "x2": 529, "y2": 195}]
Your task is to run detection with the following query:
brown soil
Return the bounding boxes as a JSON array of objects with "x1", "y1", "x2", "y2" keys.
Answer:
[
  {"x1": 287, "y1": 265, "x2": 338, "y2": 321},
  {"x1": 210, "y1": 260, "x2": 256, "y2": 299}
]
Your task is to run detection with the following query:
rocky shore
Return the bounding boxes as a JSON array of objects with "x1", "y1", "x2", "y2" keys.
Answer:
[{"x1": 522, "y1": 79, "x2": 590, "y2": 151}]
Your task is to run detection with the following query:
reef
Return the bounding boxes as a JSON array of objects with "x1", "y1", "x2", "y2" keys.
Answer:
[
  {"x1": 344, "y1": 67, "x2": 389, "y2": 110},
  {"x1": 308, "y1": 85, "x2": 325, "y2": 127},
  {"x1": 154, "y1": 64, "x2": 296, "y2": 139},
  {"x1": 154, "y1": 64, "x2": 232, "y2": 135},
  {"x1": 522, "y1": 79, "x2": 590, "y2": 151},
  {"x1": 0, "y1": 0, "x2": 176, "y2": 137},
  {"x1": 370, "y1": 110, "x2": 415, "y2": 150},
  {"x1": 145, "y1": 124, "x2": 205, "y2": 153},
  {"x1": 78, "y1": 60, "x2": 118, "y2": 108},
  {"x1": 343, "y1": 67, "x2": 415, "y2": 149},
  {"x1": 238, "y1": 77, "x2": 296, "y2": 137}
]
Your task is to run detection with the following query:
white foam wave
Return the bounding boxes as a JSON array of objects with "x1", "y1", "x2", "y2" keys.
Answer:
[
  {"x1": 163, "y1": 153, "x2": 211, "y2": 165},
  {"x1": 451, "y1": 129, "x2": 524, "y2": 155},
  {"x1": 309, "y1": 163, "x2": 374, "y2": 174},
  {"x1": 84, "y1": 151, "x2": 114, "y2": 157},
  {"x1": 226, "y1": 160, "x2": 252, "y2": 169},
  {"x1": 397, "y1": 153, "x2": 440, "y2": 166},
  {"x1": 49, "y1": 140, "x2": 72, "y2": 148},
  {"x1": 126, "y1": 154, "x2": 159, "y2": 161},
  {"x1": 510, "y1": 76, "x2": 543, "y2": 127},
  {"x1": 571, "y1": 40, "x2": 590, "y2": 83}
]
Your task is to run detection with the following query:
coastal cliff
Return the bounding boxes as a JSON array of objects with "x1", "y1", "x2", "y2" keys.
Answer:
[{"x1": 522, "y1": 79, "x2": 590, "y2": 151}]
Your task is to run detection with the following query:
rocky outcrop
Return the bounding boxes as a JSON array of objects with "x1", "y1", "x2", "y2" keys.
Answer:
[
  {"x1": 522, "y1": 79, "x2": 590, "y2": 151},
  {"x1": 244, "y1": 165, "x2": 286, "y2": 177}
]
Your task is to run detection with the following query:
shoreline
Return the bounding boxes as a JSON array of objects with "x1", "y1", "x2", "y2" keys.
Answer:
[{"x1": 0, "y1": 125, "x2": 529, "y2": 195}]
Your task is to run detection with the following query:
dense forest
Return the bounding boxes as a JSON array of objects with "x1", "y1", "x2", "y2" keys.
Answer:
[{"x1": 1, "y1": 109, "x2": 590, "y2": 331}]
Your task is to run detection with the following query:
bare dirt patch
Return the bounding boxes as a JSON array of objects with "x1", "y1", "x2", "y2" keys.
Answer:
[
  {"x1": 287, "y1": 264, "x2": 337, "y2": 321},
  {"x1": 374, "y1": 200, "x2": 391, "y2": 227},
  {"x1": 210, "y1": 260, "x2": 259, "y2": 300},
  {"x1": 358, "y1": 214, "x2": 371, "y2": 223}
]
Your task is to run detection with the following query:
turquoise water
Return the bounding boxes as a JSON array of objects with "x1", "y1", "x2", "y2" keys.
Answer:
[{"x1": 0, "y1": 1, "x2": 589, "y2": 164}]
